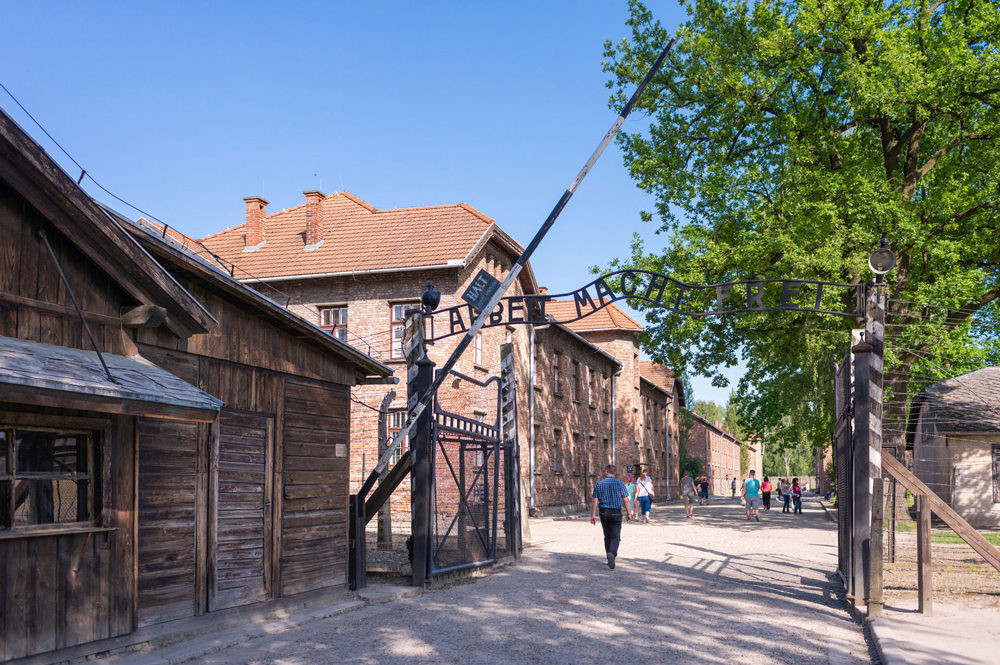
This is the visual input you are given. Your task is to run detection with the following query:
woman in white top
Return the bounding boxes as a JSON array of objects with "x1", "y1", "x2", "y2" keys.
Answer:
[{"x1": 635, "y1": 473, "x2": 654, "y2": 522}]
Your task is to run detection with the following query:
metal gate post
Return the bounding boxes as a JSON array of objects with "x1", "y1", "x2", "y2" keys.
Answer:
[
  {"x1": 851, "y1": 334, "x2": 873, "y2": 607},
  {"x1": 500, "y1": 343, "x2": 521, "y2": 555},
  {"x1": 408, "y1": 311, "x2": 434, "y2": 587}
]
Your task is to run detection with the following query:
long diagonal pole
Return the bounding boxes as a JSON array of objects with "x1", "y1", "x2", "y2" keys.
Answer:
[{"x1": 368, "y1": 39, "x2": 676, "y2": 481}]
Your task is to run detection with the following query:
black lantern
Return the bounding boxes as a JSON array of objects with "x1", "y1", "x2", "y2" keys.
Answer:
[{"x1": 421, "y1": 283, "x2": 441, "y2": 313}]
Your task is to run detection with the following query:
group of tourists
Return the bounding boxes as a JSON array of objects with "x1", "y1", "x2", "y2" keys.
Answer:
[
  {"x1": 623, "y1": 472, "x2": 655, "y2": 523},
  {"x1": 591, "y1": 464, "x2": 808, "y2": 570},
  {"x1": 735, "y1": 473, "x2": 804, "y2": 517}
]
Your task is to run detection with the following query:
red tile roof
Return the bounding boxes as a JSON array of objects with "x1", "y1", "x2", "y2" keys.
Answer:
[
  {"x1": 198, "y1": 192, "x2": 526, "y2": 281},
  {"x1": 639, "y1": 361, "x2": 675, "y2": 392},
  {"x1": 544, "y1": 300, "x2": 644, "y2": 332}
]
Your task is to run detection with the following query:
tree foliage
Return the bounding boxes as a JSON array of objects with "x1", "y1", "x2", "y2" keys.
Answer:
[{"x1": 603, "y1": 0, "x2": 1000, "y2": 453}]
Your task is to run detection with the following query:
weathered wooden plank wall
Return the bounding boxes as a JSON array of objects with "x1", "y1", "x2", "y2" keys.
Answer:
[
  {"x1": 0, "y1": 412, "x2": 136, "y2": 661},
  {"x1": 0, "y1": 180, "x2": 127, "y2": 354},
  {"x1": 280, "y1": 377, "x2": 349, "y2": 595}
]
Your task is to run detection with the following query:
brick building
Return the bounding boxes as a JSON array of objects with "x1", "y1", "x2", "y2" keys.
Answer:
[
  {"x1": 544, "y1": 302, "x2": 684, "y2": 499},
  {"x1": 199, "y1": 190, "x2": 687, "y2": 519},
  {"x1": 200, "y1": 191, "x2": 539, "y2": 520},
  {"x1": 687, "y1": 412, "x2": 745, "y2": 495},
  {"x1": 528, "y1": 321, "x2": 620, "y2": 514}
]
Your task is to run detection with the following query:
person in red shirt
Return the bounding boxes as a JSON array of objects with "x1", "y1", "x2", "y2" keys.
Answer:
[{"x1": 761, "y1": 476, "x2": 773, "y2": 510}]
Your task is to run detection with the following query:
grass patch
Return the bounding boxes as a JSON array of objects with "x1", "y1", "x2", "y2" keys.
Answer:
[
  {"x1": 892, "y1": 521, "x2": 1000, "y2": 545},
  {"x1": 930, "y1": 532, "x2": 1000, "y2": 546}
]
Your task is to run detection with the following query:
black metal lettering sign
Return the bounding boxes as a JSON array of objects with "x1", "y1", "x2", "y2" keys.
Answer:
[
  {"x1": 430, "y1": 270, "x2": 863, "y2": 342},
  {"x1": 461, "y1": 269, "x2": 501, "y2": 313}
]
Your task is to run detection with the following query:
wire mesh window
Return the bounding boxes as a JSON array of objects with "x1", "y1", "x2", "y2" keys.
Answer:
[
  {"x1": 0, "y1": 427, "x2": 95, "y2": 530},
  {"x1": 390, "y1": 303, "x2": 421, "y2": 359},
  {"x1": 319, "y1": 306, "x2": 348, "y2": 343}
]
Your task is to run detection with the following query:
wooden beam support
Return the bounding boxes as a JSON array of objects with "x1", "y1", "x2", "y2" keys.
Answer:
[
  {"x1": 882, "y1": 454, "x2": 1000, "y2": 573},
  {"x1": 364, "y1": 450, "x2": 412, "y2": 524},
  {"x1": 916, "y1": 495, "x2": 933, "y2": 615},
  {"x1": 120, "y1": 304, "x2": 167, "y2": 328}
]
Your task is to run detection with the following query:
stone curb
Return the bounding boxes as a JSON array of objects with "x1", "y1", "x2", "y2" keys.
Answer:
[
  {"x1": 866, "y1": 617, "x2": 909, "y2": 665},
  {"x1": 818, "y1": 499, "x2": 838, "y2": 523}
]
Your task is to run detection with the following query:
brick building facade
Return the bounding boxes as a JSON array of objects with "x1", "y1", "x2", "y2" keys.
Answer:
[
  {"x1": 544, "y1": 302, "x2": 685, "y2": 499},
  {"x1": 528, "y1": 322, "x2": 620, "y2": 513},
  {"x1": 687, "y1": 412, "x2": 745, "y2": 495},
  {"x1": 200, "y1": 191, "x2": 538, "y2": 520},
  {"x1": 200, "y1": 190, "x2": 687, "y2": 519}
]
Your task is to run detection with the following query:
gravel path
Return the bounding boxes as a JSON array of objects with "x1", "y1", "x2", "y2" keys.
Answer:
[{"x1": 190, "y1": 497, "x2": 872, "y2": 665}]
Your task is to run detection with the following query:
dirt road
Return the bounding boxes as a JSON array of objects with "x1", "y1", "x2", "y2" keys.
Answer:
[{"x1": 188, "y1": 497, "x2": 873, "y2": 665}]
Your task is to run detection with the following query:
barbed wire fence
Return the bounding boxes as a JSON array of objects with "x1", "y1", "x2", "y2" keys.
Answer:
[{"x1": 877, "y1": 297, "x2": 1000, "y2": 604}]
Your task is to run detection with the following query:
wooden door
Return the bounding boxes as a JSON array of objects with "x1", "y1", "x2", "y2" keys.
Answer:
[{"x1": 212, "y1": 410, "x2": 273, "y2": 610}]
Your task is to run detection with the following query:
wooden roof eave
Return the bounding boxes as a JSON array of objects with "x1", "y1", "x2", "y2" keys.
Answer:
[
  {"x1": 0, "y1": 111, "x2": 217, "y2": 336},
  {"x1": 119, "y1": 217, "x2": 393, "y2": 380}
]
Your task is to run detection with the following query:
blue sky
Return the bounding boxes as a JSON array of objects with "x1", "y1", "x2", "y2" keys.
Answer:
[{"x1": 0, "y1": 1, "x2": 743, "y2": 405}]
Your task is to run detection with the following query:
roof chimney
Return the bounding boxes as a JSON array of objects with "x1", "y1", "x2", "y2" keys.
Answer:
[
  {"x1": 243, "y1": 197, "x2": 268, "y2": 248},
  {"x1": 538, "y1": 286, "x2": 548, "y2": 295},
  {"x1": 303, "y1": 190, "x2": 326, "y2": 248}
]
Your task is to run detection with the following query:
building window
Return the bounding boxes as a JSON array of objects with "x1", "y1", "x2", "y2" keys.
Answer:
[
  {"x1": 388, "y1": 410, "x2": 408, "y2": 465},
  {"x1": 319, "y1": 306, "x2": 349, "y2": 343},
  {"x1": 1, "y1": 427, "x2": 95, "y2": 530},
  {"x1": 571, "y1": 361, "x2": 581, "y2": 401},
  {"x1": 534, "y1": 342, "x2": 542, "y2": 388},
  {"x1": 552, "y1": 352, "x2": 562, "y2": 394},
  {"x1": 473, "y1": 332, "x2": 484, "y2": 365},
  {"x1": 553, "y1": 429, "x2": 562, "y2": 472},
  {"x1": 573, "y1": 433, "x2": 581, "y2": 474},
  {"x1": 603, "y1": 374, "x2": 610, "y2": 411},
  {"x1": 993, "y1": 444, "x2": 1000, "y2": 504},
  {"x1": 390, "y1": 303, "x2": 421, "y2": 359}
]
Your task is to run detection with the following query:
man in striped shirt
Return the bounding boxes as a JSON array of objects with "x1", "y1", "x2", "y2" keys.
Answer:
[{"x1": 590, "y1": 464, "x2": 633, "y2": 569}]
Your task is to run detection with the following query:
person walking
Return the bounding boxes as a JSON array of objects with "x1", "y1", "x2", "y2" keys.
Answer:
[
  {"x1": 625, "y1": 476, "x2": 636, "y2": 515},
  {"x1": 780, "y1": 478, "x2": 792, "y2": 513},
  {"x1": 680, "y1": 471, "x2": 698, "y2": 518},
  {"x1": 792, "y1": 477, "x2": 803, "y2": 514},
  {"x1": 635, "y1": 472, "x2": 654, "y2": 523},
  {"x1": 761, "y1": 475, "x2": 773, "y2": 510},
  {"x1": 699, "y1": 477, "x2": 710, "y2": 505},
  {"x1": 742, "y1": 470, "x2": 762, "y2": 521},
  {"x1": 590, "y1": 465, "x2": 633, "y2": 569},
  {"x1": 731, "y1": 476, "x2": 738, "y2": 500}
]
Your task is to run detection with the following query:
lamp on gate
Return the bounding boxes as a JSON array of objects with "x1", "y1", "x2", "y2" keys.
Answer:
[
  {"x1": 421, "y1": 283, "x2": 441, "y2": 313},
  {"x1": 868, "y1": 238, "x2": 895, "y2": 282}
]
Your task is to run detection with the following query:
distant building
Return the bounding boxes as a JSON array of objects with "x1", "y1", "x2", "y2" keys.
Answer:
[
  {"x1": 908, "y1": 367, "x2": 1000, "y2": 529},
  {"x1": 686, "y1": 412, "x2": 744, "y2": 495}
]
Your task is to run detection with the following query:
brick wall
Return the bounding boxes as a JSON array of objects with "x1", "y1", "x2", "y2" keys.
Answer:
[
  {"x1": 688, "y1": 416, "x2": 742, "y2": 495},
  {"x1": 529, "y1": 324, "x2": 618, "y2": 512},
  {"x1": 280, "y1": 243, "x2": 532, "y2": 518}
]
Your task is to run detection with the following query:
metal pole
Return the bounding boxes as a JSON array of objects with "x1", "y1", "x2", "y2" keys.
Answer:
[
  {"x1": 408, "y1": 312, "x2": 434, "y2": 586},
  {"x1": 366, "y1": 39, "x2": 677, "y2": 482},
  {"x1": 852, "y1": 336, "x2": 873, "y2": 607}
]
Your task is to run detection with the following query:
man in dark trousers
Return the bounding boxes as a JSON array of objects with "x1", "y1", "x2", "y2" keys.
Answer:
[{"x1": 590, "y1": 464, "x2": 633, "y2": 569}]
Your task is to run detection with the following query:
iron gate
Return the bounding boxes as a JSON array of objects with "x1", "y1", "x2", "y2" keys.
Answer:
[
  {"x1": 834, "y1": 353, "x2": 853, "y2": 587},
  {"x1": 429, "y1": 369, "x2": 513, "y2": 576}
]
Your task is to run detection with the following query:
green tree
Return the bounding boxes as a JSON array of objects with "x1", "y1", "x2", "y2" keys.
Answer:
[
  {"x1": 690, "y1": 399, "x2": 724, "y2": 424},
  {"x1": 604, "y1": 0, "x2": 1000, "y2": 457}
]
